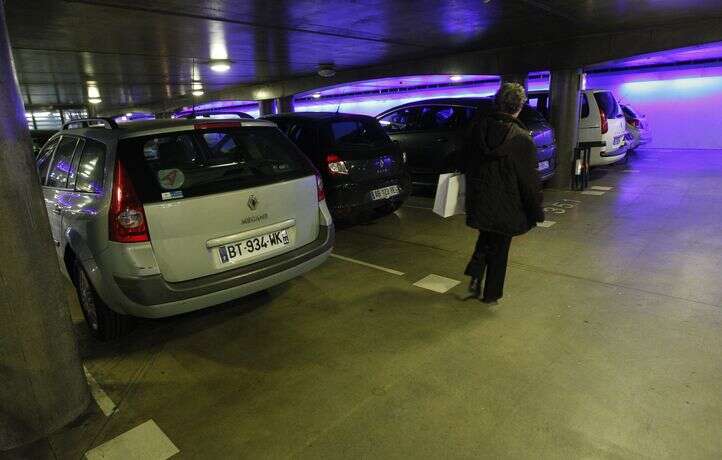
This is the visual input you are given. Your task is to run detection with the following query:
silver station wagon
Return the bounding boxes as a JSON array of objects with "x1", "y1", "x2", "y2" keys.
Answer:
[{"x1": 35, "y1": 118, "x2": 334, "y2": 340}]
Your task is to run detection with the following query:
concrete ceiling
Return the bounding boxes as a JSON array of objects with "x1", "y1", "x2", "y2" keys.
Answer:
[{"x1": 7, "y1": 0, "x2": 722, "y2": 110}]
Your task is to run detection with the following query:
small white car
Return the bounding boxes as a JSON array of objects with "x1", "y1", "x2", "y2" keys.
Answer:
[{"x1": 528, "y1": 89, "x2": 628, "y2": 166}]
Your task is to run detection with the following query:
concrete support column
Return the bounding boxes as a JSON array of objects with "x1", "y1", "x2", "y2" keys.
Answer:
[
  {"x1": 275, "y1": 95, "x2": 294, "y2": 114},
  {"x1": 549, "y1": 69, "x2": 582, "y2": 190},
  {"x1": 258, "y1": 99, "x2": 275, "y2": 116},
  {"x1": 0, "y1": 5, "x2": 90, "y2": 450},
  {"x1": 501, "y1": 73, "x2": 529, "y2": 92}
]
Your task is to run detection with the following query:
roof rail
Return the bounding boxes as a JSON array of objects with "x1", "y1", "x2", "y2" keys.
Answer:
[
  {"x1": 176, "y1": 111, "x2": 253, "y2": 120},
  {"x1": 62, "y1": 117, "x2": 118, "y2": 130}
]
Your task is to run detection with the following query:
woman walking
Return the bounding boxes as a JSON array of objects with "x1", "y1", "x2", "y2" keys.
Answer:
[{"x1": 462, "y1": 83, "x2": 545, "y2": 303}]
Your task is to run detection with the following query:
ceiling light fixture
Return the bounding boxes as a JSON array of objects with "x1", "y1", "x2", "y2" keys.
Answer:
[
  {"x1": 450, "y1": 75, "x2": 463, "y2": 82},
  {"x1": 192, "y1": 90, "x2": 205, "y2": 97},
  {"x1": 209, "y1": 59, "x2": 232, "y2": 72},
  {"x1": 312, "y1": 92, "x2": 322, "y2": 99},
  {"x1": 317, "y1": 63, "x2": 336, "y2": 78},
  {"x1": 88, "y1": 98, "x2": 102, "y2": 104}
]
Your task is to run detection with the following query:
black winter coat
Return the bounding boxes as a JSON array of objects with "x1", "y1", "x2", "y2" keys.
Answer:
[{"x1": 462, "y1": 112, "x2": 545, "y2": 236}]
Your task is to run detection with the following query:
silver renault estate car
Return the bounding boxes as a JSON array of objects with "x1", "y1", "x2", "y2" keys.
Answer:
[{"x1": 36, "y1": 118, "x2": 334, "y2": 340}]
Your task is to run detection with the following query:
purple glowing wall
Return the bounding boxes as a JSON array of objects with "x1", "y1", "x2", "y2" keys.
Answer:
[{"x1": 586, "y1": 67, "x2": 722, "y2": 150}]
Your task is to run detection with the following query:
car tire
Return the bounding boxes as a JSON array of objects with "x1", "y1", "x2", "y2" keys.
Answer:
[{"x1": 74, "y1": 260, "x2": 134, "y2": 341}]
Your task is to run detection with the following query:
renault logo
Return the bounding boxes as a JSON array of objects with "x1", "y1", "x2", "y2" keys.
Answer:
[{"x1": 247, "y1": 195, "x2": 259, "y2": 211}]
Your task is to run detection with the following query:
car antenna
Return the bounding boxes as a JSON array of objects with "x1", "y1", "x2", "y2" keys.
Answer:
[{"x1": 336, "y1": 104, "x2": 341, "y2": 114}]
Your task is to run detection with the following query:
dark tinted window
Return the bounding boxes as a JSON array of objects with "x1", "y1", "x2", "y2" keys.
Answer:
[
  {"x1": 75, "y1": 139, "x2": 106, "y2": 193},
  {"x1": 329, "y1": 119, "x2": 390, "y2": 147},
  {"x1": 36, "y1": 136, "x2": 60, "y2": 184},
  {"x1": 287, "y1": 124, "x2": 317, "y2": 156},
  {"x1": 378, "y1": 108, "x2": 420, "y2": 132},
  {"x1": 520, "y1": 106, "x2": 547, "y2": 125},
  {"x1": 621, "y1": 105, "x2": 638, "y2": 119},
  {"x1": 580, "y1": 94, "x2": 590, "y2": 118},
  {"x1": 119, "y1": 127, "x2": 314, "y2": 203},
  {"x1": 46, "y1": 136, "x2": 79, "y2": 188},
  {"x1": 594, "y1": 92, "x2": 620, "y2": 118}
]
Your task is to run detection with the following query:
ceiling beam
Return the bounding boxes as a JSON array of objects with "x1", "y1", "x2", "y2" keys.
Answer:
[{"x1": 105, "y1": 16, "x2": 722, "y2": 114}]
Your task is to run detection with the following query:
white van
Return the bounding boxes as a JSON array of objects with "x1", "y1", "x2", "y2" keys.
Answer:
[{"x1": 528, "y1": 89, "x2": 628, "y2": 166}]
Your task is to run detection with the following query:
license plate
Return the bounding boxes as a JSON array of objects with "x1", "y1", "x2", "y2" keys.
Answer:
[
  {"x1": 218, "y1": 229, "x2": 290, "y2": 264},
  {"x1": 371, "y1": 185, "x2": 400, "y2": 200},
  {"x1": 537, "y1": 160, "x2": 550, "y2": 171}
]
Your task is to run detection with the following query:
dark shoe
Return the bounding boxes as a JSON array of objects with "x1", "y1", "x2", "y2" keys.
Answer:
[
  {"x1": 468, "y1": 278, "x2": 481, "y2": 297},
  {"x1": 481, "y1": 297, "x2": 500, "y2": 305}
]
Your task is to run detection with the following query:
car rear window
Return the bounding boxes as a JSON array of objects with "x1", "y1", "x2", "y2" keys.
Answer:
[
  {"x1": 594, "y1": 92, "x2": 620, "y2": 118},
  {"x1": 622, "y1": 105, "x2": 638, "y2": 119},
  {"x1": 329, "y1": 119, "x2": 390, "y2": 147},
  {"x1": 119, "y1": 127, "x2": 314, "y2": 203}
]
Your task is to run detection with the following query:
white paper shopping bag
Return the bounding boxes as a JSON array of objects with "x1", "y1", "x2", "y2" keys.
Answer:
[{"x1": 433, "y1": 173, "x2": 466, "y2": 218}]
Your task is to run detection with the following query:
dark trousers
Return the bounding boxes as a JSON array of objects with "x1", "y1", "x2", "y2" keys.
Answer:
[{"x1": 465, "y1": 231, "x2": 512, "y2": 300}]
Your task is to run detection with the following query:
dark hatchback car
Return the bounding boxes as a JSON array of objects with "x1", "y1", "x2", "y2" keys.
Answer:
[
  {"x1": 376, "y1": 98, "x2": 556, "y2": 186},
  {"x1": 264, "y1": 112, "x2": 411, "y2": 220}
]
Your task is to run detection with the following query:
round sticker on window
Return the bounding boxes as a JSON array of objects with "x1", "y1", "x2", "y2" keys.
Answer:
[{"x1": 157, "y1": 168, "x2": 185, "y2": 190}]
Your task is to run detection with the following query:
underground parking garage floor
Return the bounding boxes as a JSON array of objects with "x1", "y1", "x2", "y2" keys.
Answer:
[{"x1": 11, "y1": 149, "x2": 722, "y2": 460}]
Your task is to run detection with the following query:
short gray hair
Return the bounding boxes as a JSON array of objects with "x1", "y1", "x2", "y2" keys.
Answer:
[{"x1": 495, "y1": 82, "x2": 527, "y2": 115}]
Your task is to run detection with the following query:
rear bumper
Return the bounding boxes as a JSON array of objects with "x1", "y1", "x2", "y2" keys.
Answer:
[
  {"x1": 108, "y1": 224, "x2": 334, "y2": 317},
  {"x1": 327, "y1": 175, "x2": 411, "y2": 215}
]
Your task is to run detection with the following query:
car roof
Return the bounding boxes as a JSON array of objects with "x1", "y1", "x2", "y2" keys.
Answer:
[
  {"x1": 378, "y1": 97, "x2": 494, "y2": 115},
  {"x1": 264, "y1": 112, "x2": 377, "y2": 122},
  {"x1": 57, "y1": 118, "x2": 276, "y2": 143}
]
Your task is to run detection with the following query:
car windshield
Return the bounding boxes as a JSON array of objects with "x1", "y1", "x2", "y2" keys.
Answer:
[
  {"x1": 329, "y1": 119, "x2": 390, "y2": 147},
  {"x1": 119, "y1": 127, "x2": 313, "y2": 203}
]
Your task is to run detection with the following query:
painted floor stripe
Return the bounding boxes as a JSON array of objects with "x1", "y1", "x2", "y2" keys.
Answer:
[
  {"x1": 537, "y1": 220, "x2": 557, "y2": 228},
  {"x1": 590, "y1": 186, "x2": 614, "y2": 191},
  {"x1": 581, "y1": 190, "x2": 606, "y2": 196},
  {"x1": 623, "y1": 169, "x2": 640, "y2": 173},
  {"x1": 403, "y1": 205, "x2": 433, "y2": 210},
  {"x1": 85, "y1": 420, "x2": 179, "y2": 460},
  {"x1": 413, "y1": 274, "x2": 460, "y2": 293},
  {"x1": 330, "y1": 254, "x2": 405, "y2": 276},
  {"x1": 84, "y1": 366, "x2": 117, "y2": 417}
]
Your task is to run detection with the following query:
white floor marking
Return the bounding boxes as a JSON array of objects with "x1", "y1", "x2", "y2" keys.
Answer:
[
  {"x1": 403, "y1": 205, "x2": 432, "y2": 210},
  {"x1": 330, "y1": 254, "x2": 405, "y2": 276},
  {"x1": 581, "y1": 190, "x2": 606, "y2": 196},
  {"x1": 413, "y1": 274, "x2": 461, "y2": 293},
  {"x1": 590, "y1": 186, "x2": 613, "y2": 191},
  {"x1": 537, "y1": 220, "x2": 557, "y2": 228},
  {"x1": 85, "y1": 420, "x2": 179, "y2": 460},
  {"x1": 84, "y1": 366, "x2": 117, "y2": 417},
  {"x1": 623, "y1": 169, "x2": 640, "y2": 173}
]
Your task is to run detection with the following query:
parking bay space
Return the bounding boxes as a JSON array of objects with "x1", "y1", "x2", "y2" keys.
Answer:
[{"x1": 54, "y1": 149, "x2": 722, "y2": 458}]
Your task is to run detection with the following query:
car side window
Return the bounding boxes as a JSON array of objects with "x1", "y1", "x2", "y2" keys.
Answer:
[
  {"x1": 288, "y1": 124, "x2": 316, "y2": 155},
  {"x1": 36, "y1": 136, "x2": 60, "y2": 185},
  {"x1": 75, "y1": 139, "x2": 106, "y2": 194},
  {"x1": 378, "y1": 108, "x2": 419, "y2": 133},
  {"x1": 417, "y1": 106, "x2": 461, "y2": 131},
  {"x1": 45, "y1": 136, "x2": 80, "y2": 188}
]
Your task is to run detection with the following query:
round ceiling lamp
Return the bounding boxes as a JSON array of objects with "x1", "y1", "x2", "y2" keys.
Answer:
[
  {"x1": 209, "y1": 59, "x2": 232, "y2": 72},
  {"x1": 317, "y1": 63, "x2": 336, "y2": 78}
]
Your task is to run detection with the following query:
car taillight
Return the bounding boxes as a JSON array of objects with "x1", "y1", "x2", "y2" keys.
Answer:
[
  {"x1": 109, "y1": 160, "x2": 150, "y2": 243},
  {"x1": 316, "y1": 173, "x2": 326, "y2": 202},
  {"x1": 326, "y1": 154, "x2": 349, "y2": 176},
  {"x1": 599, "y1": 108, "x2": 609, "y2": 134}
]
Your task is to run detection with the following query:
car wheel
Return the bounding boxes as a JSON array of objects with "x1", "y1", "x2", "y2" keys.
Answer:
[{"x1": 74, "y1": 260, "x2": 134, "y2": 341}]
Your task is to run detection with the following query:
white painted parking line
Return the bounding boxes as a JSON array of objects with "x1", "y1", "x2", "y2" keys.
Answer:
[
  {"x1": 330, "y1": 253, "x2": 405, "y2": 276},
  {"x1": 413, "y1": 274, "x2": 460, "y2": 293},
  {"x1": 85, "y1": 420, "x2": 179, "y2": 460},
  {"x1": 590, "y1": 186, "x2": 613, "y2": 191},
  {"x1": 581, "y1": 190, "x2": 606, "y2": 196},
  {"x1": 537, "y1": 221, "x2": 557, "y2": 228},
  {"x1": 84, "y1": 366, "x2": 117, "y2": 417},
  {"x1": 403, "y1": 205, "x2": 432, "y2": 210}
]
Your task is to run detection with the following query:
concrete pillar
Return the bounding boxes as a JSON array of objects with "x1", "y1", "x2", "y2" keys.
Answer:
[
  {"x1": 0, "y1": 5, "x2": 90, "y2": 450},
  {"x1": 548, "y1": 69, "x2": 582, "y2": 190},
  {"x1": 258, "y1": 99, "x2": 275, "y2": 116},
  {"x1": 501, "y1": 73, "x2": 529, "y2": 92},
  {"x1": 275, "y1": 95, "x2": 294, "y2": 114}
]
